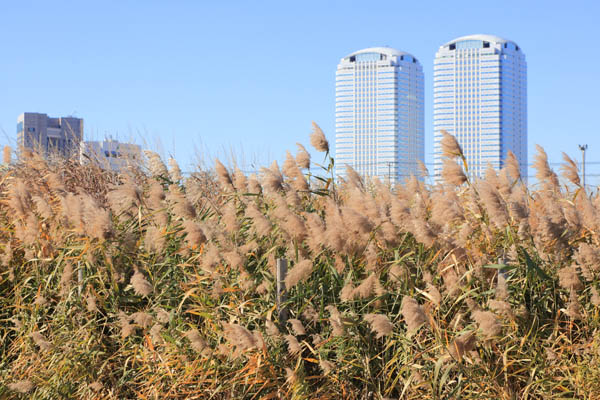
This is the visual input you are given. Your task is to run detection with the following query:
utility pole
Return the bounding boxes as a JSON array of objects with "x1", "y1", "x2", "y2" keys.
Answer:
[{"x1": 579, "y1": 144, "x2": 588, "y2": 189}]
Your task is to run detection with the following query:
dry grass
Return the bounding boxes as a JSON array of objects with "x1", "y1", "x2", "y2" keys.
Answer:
[{"x1": 1, "y1": 130, "x2": 600, "y2": 399}]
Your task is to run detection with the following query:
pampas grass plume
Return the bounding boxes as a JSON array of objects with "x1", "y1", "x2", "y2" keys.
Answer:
[
  {"x1": 472, "y1": 310, "x2": 501, "y2": 339},
  {"x1": 8, "y1": 380, "x2": 34, "y2": 394},
  {"x1": 296, "y1": 143, "x2": 310, "y2": 169},
  {"x1": 440, "y1": 130, "x2": 464, "y2": 158},
  {"x1": 31, "y1": 331, "x2": 51, "y2": 351},
  {"x1": 288, "y1": 319, "x2": 306, "y2": 335},
  {"x1": 561, "y1": 152, "x2": 581, "y2": 187},
  {"x1": 285, "y1": 334, "x2": 302, "y2": 356},
  {"x1": 285, "y1": 259, "x2": 313, "y2": 288},
  {"x1": 131, "y1": 269, "x2": 153, "y2": 297},
  {"x1": 186, "y1": 329, "x2": 210, "y2": 354},
  {"x1": 401, "y1": 297, "x2": 427, "y2": 335},
  {"x1": 363, "y1": 313, "x2": 394, "y2": 339},
  {"x1": 310, "y1": 121, "x2": 329, "y2": 153}
]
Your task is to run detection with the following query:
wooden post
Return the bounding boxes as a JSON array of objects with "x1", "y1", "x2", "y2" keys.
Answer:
[
  {"x1": 497, "y1": 256, "x2": 508, "y2": 288},
  {"x1": 276, "y1": 258, "x2": 289, "y2": 323}
]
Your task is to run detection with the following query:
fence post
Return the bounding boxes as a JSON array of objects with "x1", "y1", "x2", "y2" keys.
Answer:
[
  {"x1": 497, "y1": 256, "x2": 508, "y2": 290},
  {"x1": 276, "y1": 258, "x2": 289, "y2": 323}
]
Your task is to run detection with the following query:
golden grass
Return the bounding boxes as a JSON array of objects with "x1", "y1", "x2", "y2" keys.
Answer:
[{"x1": 1, "y1": 128, "x2": 600, "y2": 399}]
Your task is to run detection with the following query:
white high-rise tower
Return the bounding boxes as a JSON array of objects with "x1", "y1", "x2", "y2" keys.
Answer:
[
  {"x1": 335, "y1": 47, "x2": 424, "y2": 185},
  {"x1": 433, "y1": 35, "x2": 527, "y2": 179}
]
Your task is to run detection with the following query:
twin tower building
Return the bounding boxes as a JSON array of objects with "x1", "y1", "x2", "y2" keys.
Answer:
[{"x1": 335, "y1": 34, "x2": 527, "y2": 184}]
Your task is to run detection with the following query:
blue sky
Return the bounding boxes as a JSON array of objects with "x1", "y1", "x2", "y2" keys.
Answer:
[{"x1": 1, "y1": 0, "x2": 599, "y2": 179}]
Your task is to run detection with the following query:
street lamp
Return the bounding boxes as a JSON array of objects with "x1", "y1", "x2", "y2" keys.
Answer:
[{"x1": 579, "y1": 144, "x2": 588, "y2": 189}]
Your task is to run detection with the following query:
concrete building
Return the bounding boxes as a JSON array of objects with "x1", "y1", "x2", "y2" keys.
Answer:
[
  {"x1": 17, "y1": 112, "x2": 83, "y2": 159},
  {"x1": 335, "y1": 47, "x2": 424, "y2": 185},
  {"x1": 80, "y1": 139, "x2": 142, "y2": 172},
  {"x1": 433, "y1": 34, "x2": 527, "y2": 179}
]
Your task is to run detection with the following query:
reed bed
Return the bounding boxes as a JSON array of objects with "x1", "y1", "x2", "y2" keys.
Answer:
[{"x1": 1, "y1": 127, "x2": 600, "y2": 399}]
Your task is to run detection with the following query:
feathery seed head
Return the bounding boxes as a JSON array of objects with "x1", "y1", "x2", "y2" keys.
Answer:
[
  {"x1": 309, "y1": 122, "x2": 329, "y2": 153},
  {"x1": 440, "y1": 130, "x2": 464, "y2": 158}
]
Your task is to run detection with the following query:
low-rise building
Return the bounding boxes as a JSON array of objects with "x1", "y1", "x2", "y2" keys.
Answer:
[
  {"x1": 80, "y1": 139, "x2": 142, "y2": 172},
  {"x1": 17, "y1": 112, "x2": 83, "y2": 159}
]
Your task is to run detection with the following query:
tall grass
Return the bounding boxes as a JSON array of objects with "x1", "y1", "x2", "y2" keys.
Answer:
[{"x1": 1, "y1": 127, "x2": 600, "y2": 399}]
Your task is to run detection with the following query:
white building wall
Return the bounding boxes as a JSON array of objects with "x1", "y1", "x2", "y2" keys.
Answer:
[
  {"x1": 335, "y1": 47, "x2": 424, "y2": 185},
  {"x1": 80, "y1": 140, "x2": 142, "y2": 172},
  {"x1": 433, "y1": 35, "x2": 527, "y2": 180}
]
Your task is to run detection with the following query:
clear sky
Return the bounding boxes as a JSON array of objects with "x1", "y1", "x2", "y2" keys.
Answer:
[{"x1": 1, "y1": 0, "x2": 599, "y2": 180}]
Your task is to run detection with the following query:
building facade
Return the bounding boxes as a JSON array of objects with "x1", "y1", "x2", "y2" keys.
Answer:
[
  {"x1": 335, "y1": 47, "x2": 424, "y2": 185},
  {"x1": 433, "y1": 34, "x2": 527, "y2": 179},
  {"x1": 17, "y1": 112, "x2": 83, "y2": 159},
  {"x1": 80, "y1": 139, "x2": 142, "y2": 172}
]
